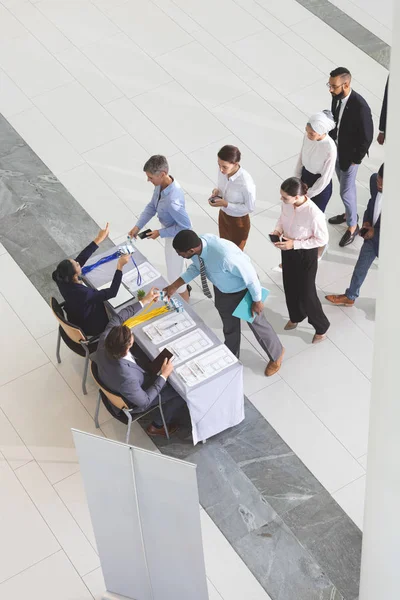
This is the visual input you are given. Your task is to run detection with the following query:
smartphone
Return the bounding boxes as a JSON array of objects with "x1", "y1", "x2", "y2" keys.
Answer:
[
  {"x1": 138, "y1": 229, "x2": 152, "y2": 239},
  {"x1": 209, "y1": 195, "x2": 222, "y2": 204},
  {"x1": 150, "y1": 348, "x2": 173, "y2": 375},
  {"x1": 269, "y1": 234, "x2": 280, "y2": 243},
  {"x1": 359, "y1": 227, "x2": 368, "y2": 238}
]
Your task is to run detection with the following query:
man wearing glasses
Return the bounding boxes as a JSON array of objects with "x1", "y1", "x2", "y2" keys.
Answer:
[{"x1": 327, "y1": 67, "x2": 374, "y2": 247}]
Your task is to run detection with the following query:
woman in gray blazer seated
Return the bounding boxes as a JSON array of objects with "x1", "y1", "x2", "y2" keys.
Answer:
[{"x1": 95, "y1": 287, "x2": 184, "y2": 437}]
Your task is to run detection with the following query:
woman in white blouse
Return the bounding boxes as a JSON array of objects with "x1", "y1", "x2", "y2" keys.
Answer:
[
  {"x1": 271, "y1": 177, "x2": 330, "y2": 344},
  {"x1": 295, "y1": 110, "x2": 337, "y2": 213},
  {"x1": 209, "y1": 145, "x2": 256, "y2": 250}
]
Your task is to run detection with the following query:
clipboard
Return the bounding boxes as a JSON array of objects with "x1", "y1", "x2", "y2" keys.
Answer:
[{"x1": 232, "y1": 288, "x2": 270, "y2": 323}]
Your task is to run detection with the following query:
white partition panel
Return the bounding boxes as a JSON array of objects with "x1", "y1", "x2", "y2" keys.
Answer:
[{"x1": 72, "y1": 430, "x2": 208, "y2": 600}]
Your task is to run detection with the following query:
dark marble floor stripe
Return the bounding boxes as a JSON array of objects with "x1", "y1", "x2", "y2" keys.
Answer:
[
  {"x1": 295, "y1": 0, "x2": 390, "y2": 68},
  {"x1": 0, "y1": 114, "x2": 113, "y2": 302},
  {"x1": 0, "y1": 110, "x2": 362, "y2": 599}
]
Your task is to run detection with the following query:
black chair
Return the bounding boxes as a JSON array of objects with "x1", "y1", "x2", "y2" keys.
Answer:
[
  {"x1": 90, "y1": 361, "x2": 169, "y2": 443},
  {"x1": 50, "y1": 297, "x2": 99, "y2": 395}
]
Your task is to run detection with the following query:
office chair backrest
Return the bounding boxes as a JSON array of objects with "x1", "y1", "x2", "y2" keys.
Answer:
[
  {"x1": 90, "y1": 361, "x2": 129, "y2": 411},
  {"x1": 50, "y1": 297, "x2": 86, "y2": 344}
]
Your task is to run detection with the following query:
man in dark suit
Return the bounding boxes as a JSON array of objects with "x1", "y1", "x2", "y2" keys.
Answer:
[
  {"x1": 325, "y1": 164, "x2": 383, "y2": 307},
  {"x1": 327, "y1": 67, "x2": 374, "y2": 247},
  {"x1": 377, "y1": 77, "x2": 389, "y2": 145},
  {"x1": 95, "y1": 288, "x2": 183, "y2": 436}
]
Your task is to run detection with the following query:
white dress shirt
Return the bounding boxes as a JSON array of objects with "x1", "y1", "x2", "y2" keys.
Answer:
[
  {"x1": 217, "y1": 167, "x2": 256, "y2": 217},
  {"x1": 295, "y1": 134, "x2": 337, "y2": 198},
  {"x1": 373, "y1": 191, "x2": 383, "y2": 225},
  {"x1": 275, "y1": 198, "x2": 329, "y2": 250},
  {"x1": 337, "y1": 90, "x2": 352, "y2": 134}
]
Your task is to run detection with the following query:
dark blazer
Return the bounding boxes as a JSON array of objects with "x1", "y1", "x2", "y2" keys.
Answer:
[
  {"x1": 95, "y1": 303, "x2": 166, "y2": 411},
  {"x1": 330, "y1": 90, "x2": 374, "y2": 171},
  {"x1": 56, "y1": 242, "x2": 122, "y2": 336},
  {"x1": 379, "y1": 77, "x2": 389, "y2": 133},
  {"x1": 362, "y1": 173, "x2": 381, "y2": 257}
]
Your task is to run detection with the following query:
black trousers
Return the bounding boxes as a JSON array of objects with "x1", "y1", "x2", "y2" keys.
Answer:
[{"x1": 281, "y1": 248, "x2": 330, "y2": 335}]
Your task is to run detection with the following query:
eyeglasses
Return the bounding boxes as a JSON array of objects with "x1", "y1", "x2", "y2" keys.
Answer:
[{"x1": 326, "y1": 82, "x2": 345, "y2": 90}]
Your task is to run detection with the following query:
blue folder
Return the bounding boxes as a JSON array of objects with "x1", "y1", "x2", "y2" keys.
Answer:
[{"x1": 232, "y1": 288, "x2": 270, "y2": 323}]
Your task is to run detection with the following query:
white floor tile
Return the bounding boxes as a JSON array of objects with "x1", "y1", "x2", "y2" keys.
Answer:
[
  {"x1": 0, "y1": 408, "x2": 33, "y2": 470},
  {"x1": 279, "y1": 340, "x2": 370, "y2": 458},
  {"x1": 212, "y1": 92, "x2": 303, "y2": 167},
  {"x1": 16, "y1": 462, "x2": 100, "y2": 576},
  {"x1": 0, "y1": 243, "x2": 6, "y2": 256},
  {"x1": 0, "y1": 293, "x2": 49, "y2": 386},
  {"x1": 0, "y1": 254, "x2": 56, "y2": 339},
  {"x1": 105, "y1": 96, "x2": 179, "y2": 157},
  {"x1": 240, "y1": 335, "x2": 282, "y2": 396},
  {"x1": 249, "y1": 77, "x2": 308, "y2": 132},
  {"x1": 200, "y1": 510, "x2": 272, "y2": 600},
  {"x1": 54, "y1": 471, "x2": 97, "y2": 550},
  {"x1": 101, "y1": 419, "x2": 159, "y2": 452},
  {"x1": 102, "y1": 0, "x2": 193, "y2": 58},
  {"x1": 151, "y1": 0, "x2": 200, "y2": 34},
  {"x1": 173, "y1": 0, "x2": 264, "y2": 45},
  {"x1": 333, "y1": 475, "x2": 366, "y2": 530},
  {"x1": 33, "y1": 81, "x2": 125, "y2": 153},
  {"x1": 0, "y1": 33, "x2": 73, "y2": 98},
  {"x1": 0, "y1": 3, "x2": 28, "y2": 41},
  {"x1": 192, "y1": 28, "x2": 258, "y2": 83},
  {"x1": 58, "y1": 164, "x2": 135, "y2": 239},
  {"x1": 279, "y1": 29, "x2": 334, "y2": 74},
  {"x1": 0, "y1": 456, "x2": 60, "y2": 583},
  {"x1": 82, "y1": 567, "x2": 105, "y2": 600},
  {"x1": 286, "y1": 77, "x2": 338, "y2": 120},
  {"x1": 0, "y1": 68, "x2": 32, "y2": 118},
  {"x1": 189, "y1": 135, "x2": 282, "y2": 215},
  {"x1": 207, "y1": 578, "x2": 224, "y2": 600},
  {"x1": 0, "y1": 550, "x2": 93, "y2": 600},
  {"x1": 83, "y1": 134, "x2": 149, "y2": 213},
  {"x1": 229, "y1": 29, "x2": 324, "y2": 97},
  {"x1": 7, "y1": 0, "x2": 73, "y2": 54},
  {"x1": 55, "y1": 46, "x2": 123, "y2": 105},
  {"x1": 157, "y1": 41, "x2": 249, "y2": 109},
  {"x1": 81, "y1": 32, "x2": 172, "y2": 98},
  {"x1": 255, "y1": 0, "x2": 312, "y2": 27},
  {"x1": 167, "y1": 152, "x2": 216, "y2": 206},
  {"x1": 0, "y1": 363, "x2": 102, "y2": 484},
  {"x1": 36, "y1": 0, "x2": 119, "y2": 48},
  {"x1": 250, "y1": 379, "x2": 365, "y2": 493},
  {"x1": 233, "y1": 0, "x2": 290, "y2": 36},
  {"x1": 358, "y1": 453, "x2": 368, "y2": 469},
  {"x1": 133, "y1": 81, "x2": 229, "y2": 154},
  {"x1": 8, "y1": 106, "x2": 84, "y2": 175}
]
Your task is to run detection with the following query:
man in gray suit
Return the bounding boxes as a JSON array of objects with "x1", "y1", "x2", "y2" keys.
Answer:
[{"x1": 95, "y1": 287, "x2": 183, "y2": 436}]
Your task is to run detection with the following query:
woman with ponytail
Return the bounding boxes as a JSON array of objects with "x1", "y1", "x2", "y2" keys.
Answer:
[
  {"x1": 270, "y1": 178, "x2": 330, "y2": 344},
  {"x1": 52, "y1": 223, "x2": 130, "y2": 336}
]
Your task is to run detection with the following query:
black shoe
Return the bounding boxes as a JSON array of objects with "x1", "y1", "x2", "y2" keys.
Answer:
[
  {"x1": 339, "y1": 225, "x2": 359, "y2": 247},
  {"x1": 328, "y1": 213, "x2": 346, "y2": 225}
]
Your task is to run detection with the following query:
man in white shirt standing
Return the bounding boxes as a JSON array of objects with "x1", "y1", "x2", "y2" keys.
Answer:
[
  {"x1": 327, "y1": 67, "x2": 374, "y2": 247},
  {"x1": 326, "y1": 164, "x2": 384, "y2": 306}
]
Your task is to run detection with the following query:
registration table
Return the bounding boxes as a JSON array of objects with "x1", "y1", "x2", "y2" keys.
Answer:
[{"x1": 84, "y1": 243, "x2": 244, "y2": 444}]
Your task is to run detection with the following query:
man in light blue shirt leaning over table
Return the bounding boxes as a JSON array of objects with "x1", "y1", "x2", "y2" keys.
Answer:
[{"x1": 164, "y1": 230, "x2": 284, "y2": 377}]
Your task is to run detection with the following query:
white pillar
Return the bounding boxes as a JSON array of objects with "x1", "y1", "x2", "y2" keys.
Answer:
[{"x1": 359, "y1": 4, "x2": 400, "y2": 599}]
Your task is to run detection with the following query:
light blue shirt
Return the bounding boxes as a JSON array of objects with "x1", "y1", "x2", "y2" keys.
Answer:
[
  {"x1": 135, "y1": 178, "x2": 191, "y2": 239},
  {"x1": 181, "y1": 234, "x2": 262, "y2": 302}
]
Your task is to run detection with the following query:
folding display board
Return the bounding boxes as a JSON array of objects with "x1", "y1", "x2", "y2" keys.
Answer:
[{"x1": 72, "y1": 430, "x2": 208, "y2": 600}]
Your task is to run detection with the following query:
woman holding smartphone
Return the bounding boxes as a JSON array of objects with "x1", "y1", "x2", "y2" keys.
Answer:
[
  {"x1": 271, "y1": 177, "x2": 330, "y2": 344},
  {"x1": 209, "y1": 145, "x2": 256, "y2": 250}
]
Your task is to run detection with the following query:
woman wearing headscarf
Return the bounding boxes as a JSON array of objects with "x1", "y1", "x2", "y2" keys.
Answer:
[{"x1": 295, "y1": 110, "x2": 337, "y2": 213}]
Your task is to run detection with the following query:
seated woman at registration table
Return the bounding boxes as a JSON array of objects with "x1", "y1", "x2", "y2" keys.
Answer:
[{"x1": 52, "y1": 223, "x2": 130, "y2": 336}]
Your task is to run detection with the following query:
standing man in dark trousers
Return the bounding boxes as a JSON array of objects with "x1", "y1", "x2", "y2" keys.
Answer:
[
  {"x1": 327, "y1": 67, "x2": 374, "y2": 247},
  {"x1": 377, "y1": 77, "x2": 389, "y2": 145},
  {"x1": 163, "y1": 230, "x2": 284, "y2": 377},
  {"x1": 325, "y1": 164, "x2": 384, "y2": 306}
]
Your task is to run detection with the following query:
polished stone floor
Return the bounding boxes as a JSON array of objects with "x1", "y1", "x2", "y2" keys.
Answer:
[{"x1": 0, "y1": 0, "x2": 388, "y2": 598}]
